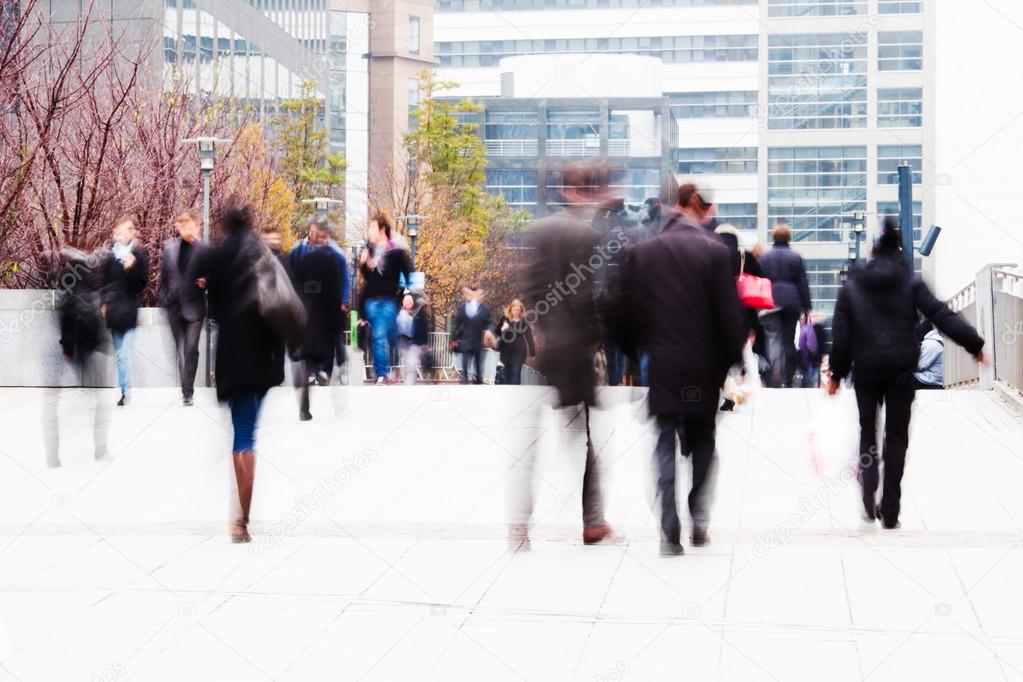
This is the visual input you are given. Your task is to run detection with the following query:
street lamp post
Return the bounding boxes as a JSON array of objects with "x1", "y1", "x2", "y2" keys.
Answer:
[
  {"x1": 183, "y1": 136, "x2": 231, "y2": 388},
  {"x1": 301, "y1": 197, "x2": 343, "y2": 223},
  {"x1": 397, "y1": 214, "x2": 422, "y2": 270},
  {"x1": 852, "y1": 210, "x2": 865, "y2": 263}
]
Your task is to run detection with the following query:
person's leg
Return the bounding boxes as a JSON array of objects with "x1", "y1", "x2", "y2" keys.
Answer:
[
  {"x1": 89, "y1": 351, "x2": 111, "y2": 460},
  {"x1": 229, "y1": 390, "x2": 266, "y2": 543},
  {"x1": 460, "y1": 347, "x2": 471, "y2": 384},
  {"x1": 168, "y1": 313, "x2": 184, "y2": 377},
  {"x1": 581, "y1": 404, "x2": 609, "y2": 535},
  {"x1": 684, "y1": 416, "x2": 718, "y2": 541},
  {"x1": 508, "y1": 396, "x2": 544, "y2": 549},
  {"x1": 506, "y1": 363, "x2": 523, "y2": 385},
  {"x1": 472, "y1": 347, "x2": 484, "y2": 384},
  {"x1": 853, "y1": 377, "x2": 884, "y2": 520},
  {"x1": 781, "y1": 308, "x2": 800, "y2": 388},
  {"x1": 42, "y1": 386, "x2": 60, "y2": 467},
  {"x1": 653, "y1": 414, "x2": 682, "y2": 547},
  {"x1": 365, "y1": 299, "x2": 389, "y2": 381},
  {"x1": 299, "y1": 360, "x2": 312, "y2": 420},
  {"x1": 604, "y1": 339, "x2": 620, "y2": 387},
  {"x1": 182, "y1": 319, "x2": 202, "y2": 399},
  {"x1": 761, "y1": 311, "x2": 783, "y2": 389},
  {"x1": 879, "y1": 374, "x2": 915, "y2": 527}
]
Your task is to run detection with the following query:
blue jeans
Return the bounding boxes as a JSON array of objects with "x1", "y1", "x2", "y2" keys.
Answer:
[
  {"x1": 503, "y1": 362, "x2": 523, "y2": 385},
  {"x1": 364, "y1": 297, "x2": 398, "y2": 380},
  {"x1": 230, "y1": 390, "x2": 267, "y2": 452},
  {"x1": 111, "y1": 328, "x2": 135, "y2": 395}
]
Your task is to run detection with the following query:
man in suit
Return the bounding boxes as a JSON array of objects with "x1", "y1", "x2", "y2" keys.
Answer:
[
  {"x1": 452, "y1": 285, "x2": 492, "y2": 384},
  {"x1": 617, "y1": 182, "x2": 746, "y2": 556},
  {"x1": 159, "y1": 210, "x2": 210, "y2": 406}
]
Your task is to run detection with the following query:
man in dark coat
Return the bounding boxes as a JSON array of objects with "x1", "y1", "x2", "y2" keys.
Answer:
[
  {"x1": 829, "y1": 220, "x2": 985, "y2": 530},
  {"x1": 618, "y1": 183, "x2": 746, "y2": 556},
  {"x1": 159, "y1": 210, "x2": 210, "y2": 406},
  {"x1": 452, "y1": 286, "x2": 492, "y2": 384},
  {"x1": 759, "y1": 224, "x2": 812, "y2": 388},
  {"x1": 290, "y1": 244, "x2": 342, "y2": 420},
  {"x1": 101, "y1": 215, "x2": 149, "y2": 406},
  {"x1": 512, "y1": 161, "x2": 617, "y2": 550}
]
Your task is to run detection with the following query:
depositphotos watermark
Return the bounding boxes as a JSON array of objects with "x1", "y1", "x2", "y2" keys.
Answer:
[{"x1": 249, "y1": 446, "x2": 379, "y2": 557}]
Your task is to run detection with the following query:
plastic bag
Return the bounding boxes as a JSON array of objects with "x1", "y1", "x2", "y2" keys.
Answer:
[{"x1": 808, "y1": 389, "x2": 859, "y2": 478}]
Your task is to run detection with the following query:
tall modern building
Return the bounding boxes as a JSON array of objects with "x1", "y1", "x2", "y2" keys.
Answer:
[{"x1": 434, "y1": 0, "x2": 928, "y2": 318}]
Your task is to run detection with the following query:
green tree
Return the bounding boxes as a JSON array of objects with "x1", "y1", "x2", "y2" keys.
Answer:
[{"x1": 273, "y1": 80, "x2": 346, "y2": 239}]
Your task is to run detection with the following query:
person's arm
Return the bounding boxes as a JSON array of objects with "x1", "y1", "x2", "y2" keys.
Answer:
[
  {"x1": 913, "y1": 279, "x2": 985, "y2": 357},
  {"x1": 829, "y1": 285, "x2": 853, "y2": 383},
  {"x1": 796, "y1": 254, "x2": 812, "y2": 314},
  {"x1": 158, "y1": 247, "x2": 171, "y2": 305},
  {"x1": 127, "y1": 248, "x2": 149, "y2": 296},
  {"x1": 525, "y1": 324, "x2": 536, "y2": 358}
]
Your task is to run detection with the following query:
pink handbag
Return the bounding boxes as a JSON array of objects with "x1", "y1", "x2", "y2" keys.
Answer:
[{"x1": 736, "y1": 251, "x2": 775, "y2": 310}]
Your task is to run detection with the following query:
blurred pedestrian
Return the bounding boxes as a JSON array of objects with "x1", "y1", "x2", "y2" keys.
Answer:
[
  {"x1": 289, "y1": 219, "x2": 350, "y2": 385},
  {"x1": 397, "y1": 291, "x2": 429, "y2": 384},
  {"x1": 715, "y1": 223, "x2": 763, "y2": 411},
  {"x1": 205, "y1": 207, "x2": 287, "y2": 544},
  {"x1": 829, "y1": 218, "x2": 985, "y2": 529},
  {"x1": 290, "y1": 240, "x2": 343, "y2": 420},
  {"x1": 101, "y1": 215, "x2": 149, "y2": 406},
  {"x1": 452, "y1": 285, "x2": 492, "y2": 384},
  {"x1": 913, "y1": 320, "x2": 944, "y2": 390},
  {"x1": 513, "y1": 160, "x2": 618, "y2": 550},
  {"x1": 759, "y1": 224, "x2": 812, "y2": 388},
  {"x1": 159, "y1": 210, "x2": 210, "y2": 406},
  {"x1": 496, "y1": 299, "x2": 535, "y2": 386},
  {"x1": 44, "y1": 250, "x2": 111, "y2": 466},
  {"x1": 358, "y1": 213, "x2": 410, "y2": 384},
  {"x1": 618, "y1": 181, "x2": 746, "y2": 556}
]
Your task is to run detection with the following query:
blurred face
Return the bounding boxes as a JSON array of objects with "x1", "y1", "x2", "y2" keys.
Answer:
[
  {"x1": 510, "y1": 303, "x2": 524, "y2": 319},
  {"x1": 262, "y1": 231, "x2": 282, "y2": 250},
  {"x1": 308, "y1": 226, "x2": 328, "y2": 247},
  {"x1": 367, "y1": 220, "x2": 386, "y2": 244},
  {"x1": 113, "y1": 220, "x2": 136, "y2": 245},
  {"x1": 175, "y1": 217, "x2": 200, "y2": 243},
  {"x1": 402, "y1": 294, "x2": 414, "y2": 311}
]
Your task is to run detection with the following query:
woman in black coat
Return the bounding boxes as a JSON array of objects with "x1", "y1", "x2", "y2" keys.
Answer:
[
  {"x1": 829, "y1": 219, "x2": 985, "y2": 530},
  {"x1": 291, "y1": 246, "x2": 342, "y2": 419},
  {"x1": 495, "y1": 298, "x2": 535, "y2": 385},
  {"x1": 205, "y1": 207, "x2": 285, "y2": 543},
  {"x1": 100, "y1": 216, "x2": 149, "y2": 406}
]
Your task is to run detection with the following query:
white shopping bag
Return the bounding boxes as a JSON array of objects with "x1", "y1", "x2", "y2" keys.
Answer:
[{"x1": 808, "y1": 388, "x2": 859, "y2": 478}]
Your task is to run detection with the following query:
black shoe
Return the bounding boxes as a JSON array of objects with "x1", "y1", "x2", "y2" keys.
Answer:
[
  {"x1": 299, "y1": 410, "x2": 312, "y2": 422},
  {"x1": 720, "y1": 399, "x2": 735, "y2": 412},
  {"x1": 116, "y1": 394, "x2": 126, "y2": 407},
  {"x1": 660, "y1": 541, "x2": 685, "y2": 557},
  {"x1": 182, "y1": 395, "x2": 194, "y2": 406},
  {"x1": 691, "y1": 529, "x2": 710, "y2": 547},
  {"x1": 876, "y1": 504, "x2": 901, "y2": 529}
]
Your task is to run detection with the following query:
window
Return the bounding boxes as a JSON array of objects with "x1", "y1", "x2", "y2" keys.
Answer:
[
  {"x1": 878, "y1": 31, "x2": 923, "y2": 71},
  {"x1": 677, "y1": 147, "x2": 757, "y2": 174},
  {"x1": 877, "y1": 145, "x2": 923, "y2": 185},
  {"x1": 435, "y1": 34, "x2": 757, "y2": 67},
  {"x1": 878, "y1": 88, "x2": 922, "y2": 128},
  {"x1": 768, "y1": 146, "x2": 867, "y2": 243},
  {"x1": 768, "y1": 0, "x2": 865, "y2": 17},
  {"x1": 408, "y1": 16, "x2": 421, "y2": 56},
  {"x1": 608, "y1": 168, "x2": 661, "y2": 203},
  {"x1": 767, "y1": 33, "x2": 868, "y2": 130},
  {"x1": 805, "y1": 259, "x2": 847, "y2": 320},
  {"x1": 437, "y1": 0, "x2": 757, "y2": 11},
  {"x1": 669, "y1": 91, "x2": 757, "y2": 119},
  {"x1": 546, "y1": 109, "x2": 599, "y2": 156},
  {"x1": 878, "y1": 201, "x2": 922, "y2": 243},
  {"x1": 408, "y1": 78, "x2": 420, "y2": 130},
  {"x1": 487, "y1": 170, "x2": 538, "y2": 214},
  {"x1": 716, "y1": 203, "x2": 758, "y2": 231},
  {"x1": 878, "y1": 0, "x2": 921, "y2": 13}
]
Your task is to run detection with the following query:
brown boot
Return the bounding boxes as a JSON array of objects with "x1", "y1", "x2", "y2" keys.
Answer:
[{"x1": 230, "y1": 451, "x2": 255, "y2": 543}]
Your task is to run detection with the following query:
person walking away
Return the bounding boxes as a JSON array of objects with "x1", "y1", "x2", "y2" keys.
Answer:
[
  {"x1": 101, "y1": 215, "x2": 149, "y2": 406},
  {"x1": 396, "y1": 292, "x2": 429, "y2": 384},
  {"x1": 289, "y1": 220, "x2": 350, "y2": 384},
  {"x1": 913, "y1": 320, "x2": 944, "y2": 390},
  {"x1": 514, "y1": 160, "x2": 619, "y2": 550},
  {"x1": 205, "y1": 207, "x2": 287, "y2": 543},
  {"x1": 714, "y1": 223, "x2": 762, "y2": 410},
  {"x1": 452, "y1": 286, "x2": 492, "y2": 384},
  {"x1": 496, "y1": 299, "x2": 535, "y2": 386},
  {"x1": 759, "y1": 224, "x2": 811, "y2": 388},
  {"x1": 358, "y1": 213, "x2": 410, "y2": 384},
  {"x1": 45, "y1": 249, "x2": 111, "y2": 466},
  {"x1": 290, "y1": 245, "x2": 342, "y2": 420},
  {"x1": 617, "y1": 182, "x2": 746, "y2": 556},
  {"x1": 159, "y1": 210, "x2": 210, "y2": 406},
  {"x1": 828, "y1": 218, "x2": 984, "y2": 529}
]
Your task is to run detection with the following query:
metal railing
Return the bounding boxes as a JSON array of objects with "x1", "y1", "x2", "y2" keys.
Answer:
[
  {"x1": 945, "y1": 280, "x2": 980, "y2": 387},
  {"x1": 993, "y1": 268, "x2": 1023, "y2": 394},
  {"x1": 485, "y1": 139, "x2": 539, "y2": 157}
]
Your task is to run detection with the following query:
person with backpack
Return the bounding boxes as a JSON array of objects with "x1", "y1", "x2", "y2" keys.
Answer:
[
  {"x1": 828, "y1": 218, "x2": 985, "y2": 530},
  {"x1": 205, "y1": 207, "x2": 289, "y2": 544},
  {"x1": 101, "y1": 215, "x2": 149, "y2": 406}
]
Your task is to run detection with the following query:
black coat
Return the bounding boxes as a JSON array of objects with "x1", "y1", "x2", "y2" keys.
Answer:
[
  {"x1": 830, "y1": 255, "x2": 984, "y2": 381},
  {"x1": 618, "y1": 213, "x2": 746, "y2": 417},
  {"x1": 359, "y1": 243, "x2": 410, "y2": 303},
  {"x1": 159, "y1": 237, "x2": 210, "y2": 322},
  {"x1": 291, "y1": 246, "x2": 343, "y2": 365},
  {"x1": 759, "y1": 243, "x2": 811, "y2": 312},
  {"x1": 522, "y1": 211, "x2": 603, "y2": 407},
  {"x1": 496, "y1": 316, "x2": 535, "y2": 366},
  {"x1": 101, "y1": 244, "x2": 149, "y2": 331},
  {"x1": 206, "y1": 230, "x2": 285, "y2": 402},
  {"x1": 452, "y1": 302, "x2": 492, "y2": 351}
]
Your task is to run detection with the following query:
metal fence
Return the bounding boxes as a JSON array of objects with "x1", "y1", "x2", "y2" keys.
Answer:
[
  {"x1": 945, "y1": 280, "x2": 980, "y2": 387},
  {"x1": 993, "y1": 268, "x2": 1023, "y2": 394}
]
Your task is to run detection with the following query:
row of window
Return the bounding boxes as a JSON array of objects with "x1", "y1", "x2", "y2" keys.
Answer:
[
  {"x1": 767, "y1": 0, "x2": 922, "y2": 15},
  {"x1": 436, "y1": 34, "x2": 758, "y2": 67},
  {"x1": 438, "y1": 0, "x2": 756, "y2": 10}
]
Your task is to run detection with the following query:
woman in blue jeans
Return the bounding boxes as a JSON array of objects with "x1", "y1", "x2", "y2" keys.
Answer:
[
  {"x1": 358, "y1": 213, "x2": 410, "y2": 383},
  {"x1": 205, "y1": 207, "x2": 285, "y2": 543}
]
